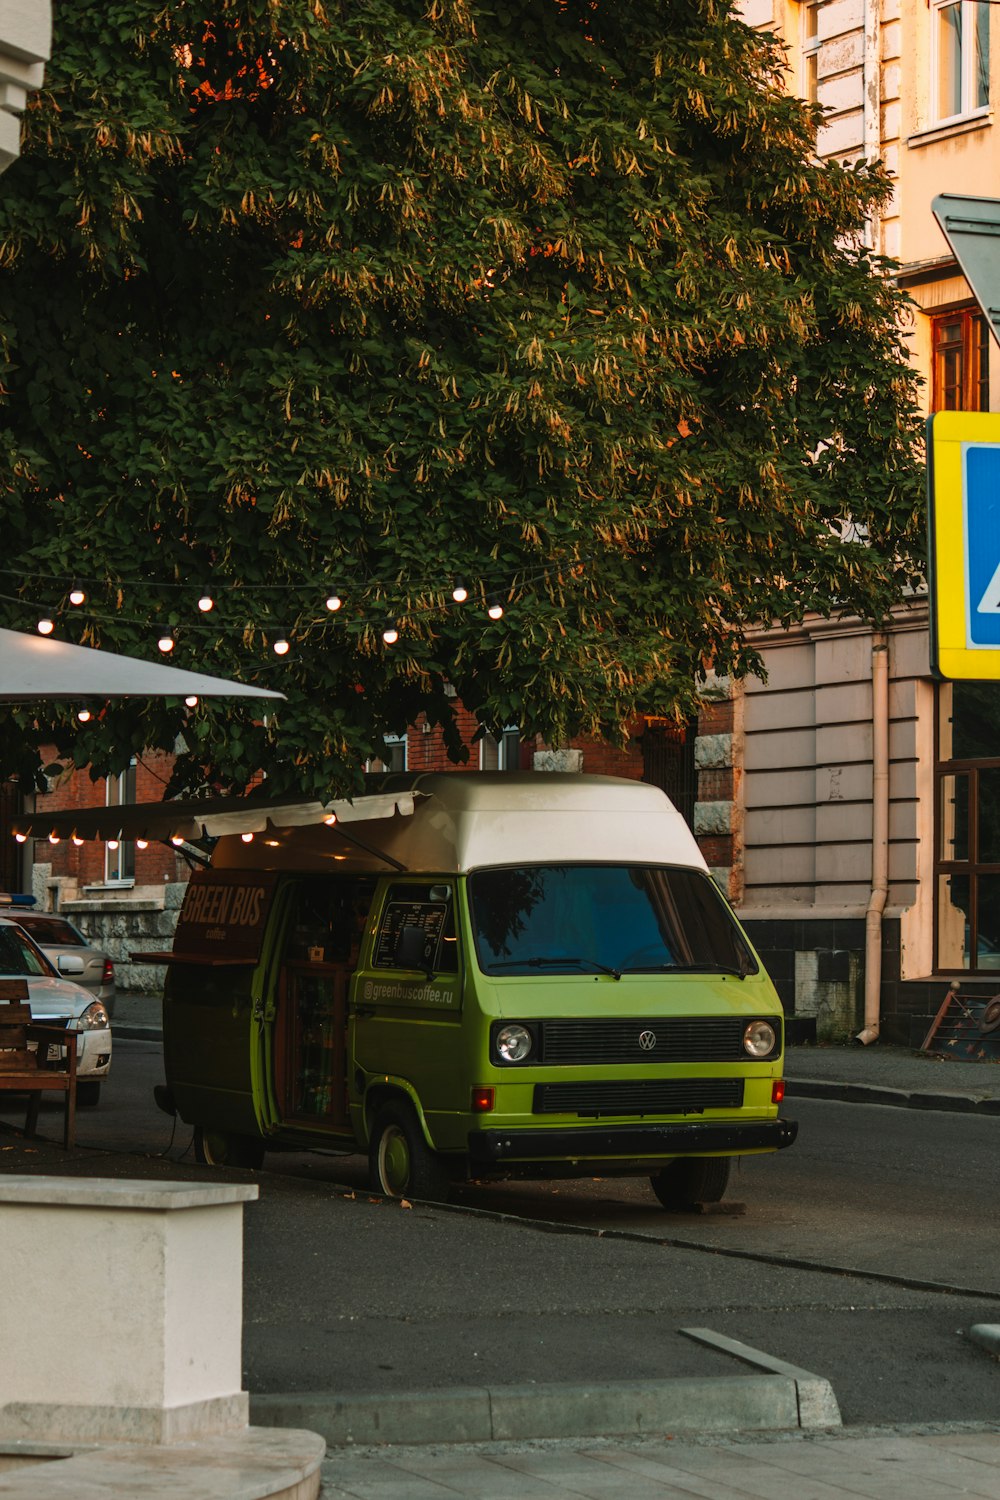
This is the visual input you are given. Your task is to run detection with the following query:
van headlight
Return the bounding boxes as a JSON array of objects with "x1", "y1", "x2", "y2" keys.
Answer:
[
  {"x1": 76, "y1": 1001, "x2": 110, "y2": 1031},
  {"x1": 494, "y1": 1023, "x2": 534, "y2": 1063},
  {"x1": 743, "y1": 1020, "x2": 777, "y2": 1058}
]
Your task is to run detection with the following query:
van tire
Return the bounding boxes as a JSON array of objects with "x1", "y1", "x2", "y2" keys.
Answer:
[
  {"x1": 76, "y1": 1081, "x2": 101, "y2": 1108},
  {"x1": 369, "y1": 1102, "x2": 451, "y2": 1203},
  {"x1": 649, "y1": 1156, "x2": 731, "y2": 1209},
  {"x1": 194, "y1": 1125, "x2": 265, "y2": 1170}
]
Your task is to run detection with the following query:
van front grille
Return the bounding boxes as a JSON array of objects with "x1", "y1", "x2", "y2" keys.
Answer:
[
  {"x1": 532, "y1": 1079, "x2": 745, "y2": 1116},
  {"x1": 539, "y1": 1017, "x2": 773, "y2": 1065}
]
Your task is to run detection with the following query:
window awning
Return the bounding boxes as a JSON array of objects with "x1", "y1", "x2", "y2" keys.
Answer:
[{"x1": 12, "y1": 791, "x2": 417, "y2": 844}]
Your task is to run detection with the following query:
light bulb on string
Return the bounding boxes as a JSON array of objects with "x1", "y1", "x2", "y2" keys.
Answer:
[
  {"x1": 68, "y1": 584, "x2": 86, "y2": 606},
  {"x1": 487, "y1": 600, "x2": 504, "y2": 621},
  {"x1": 158, "y1": 632, "x2": 175, "y2": 654},
  {"x1": 37, "y1": 617, "x2": 54, "y2": 636},
  {"x1": 107, "y1": 837, "x2": 120, "y2": 852},
  {"x1": 76, "y1": 707, "x2": 92, "y2": 724},
  {"x1": 184, "y1": 695, "x2": 198, "y2": 708},
  {"x1": 273, "y1": 634, "x2": 290, "y2": 656},
  {"x1": 451, "y1": 585, "x2": 468, "y2": 604},
  {"x1": 136, "y1": 839, "x2": 149, "y2": 850},
  {"x1": 71, "y1": 836, "x2": 84, "y2": 848},
  {"x1": 197, "y1": 593, "x2": 214, "y2": 613},
  {"x1": 48, "y1": 832, "x2": 60, "y2": 845},
  {"x1": 325, "y1": 594, "x2": 342, "y2": 613},
  {"x1": 323, "y1": 813, "x2": 338, "y2": 827},
  {"x1": 14, "y1": 833, "x2": 27, "y2": 844},
  {"x1": 170, "y1": 835, "x2": 184, "y2": 847},
  {"x1": 382, "y1": 625, "x2": 399, "y2": 646},
  {"x1": 241, "y1": 832, "x2": 255, "y2": 844}
]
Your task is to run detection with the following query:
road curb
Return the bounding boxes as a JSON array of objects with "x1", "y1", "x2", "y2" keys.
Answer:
[
  {"x1": 251, "y1": 1373, "x2": 840, "y2": 1448},
  {"x1": 786, "y1": 1079, "x2": 1000, "y2": 1114},
  {"x1": 113, "y1": 1025, "x2": 163, "y2": 1042}
]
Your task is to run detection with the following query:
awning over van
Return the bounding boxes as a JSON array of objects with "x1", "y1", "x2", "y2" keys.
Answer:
[{"x1": 11, "y1": 790, "x2": 417, "y2": 844}]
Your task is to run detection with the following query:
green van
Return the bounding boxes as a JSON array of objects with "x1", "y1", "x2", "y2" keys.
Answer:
[
  {"x1": 154, "y1": 772, "x2": 797, "y2": 1206},
  {"x1": 24, "y1": 773, "x2": 797, "y2": 1206}
]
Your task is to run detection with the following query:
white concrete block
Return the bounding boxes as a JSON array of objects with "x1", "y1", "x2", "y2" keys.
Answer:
[{"x1": 0, "y1": 1179, "x2": 258, "y2": 1444}]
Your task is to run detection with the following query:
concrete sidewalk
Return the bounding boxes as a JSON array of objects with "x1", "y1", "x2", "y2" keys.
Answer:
[
  {"x1": 112, "y1": 989, "x2": 1000, "y2": 1112},
  {"x1": 315, "y1": 1426, "x2": 1000, "y2": 1499}
]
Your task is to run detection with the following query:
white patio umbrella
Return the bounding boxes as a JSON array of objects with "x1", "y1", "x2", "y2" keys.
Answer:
[{"x1": 0, "y1": 627, "x2": 284, "y2": 703}]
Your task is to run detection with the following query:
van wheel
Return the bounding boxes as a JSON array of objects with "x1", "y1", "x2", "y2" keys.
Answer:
[
  {"x1": 649, "y1": 1156, "x2": 731, "y2": 1210},
  {"x1": 369, "y1": 1102, "x2": 451, "y2": 1202},
  {"x1": 194, "y1": 1126, "x2": 265, "y2": 1170},
  {"x1": 76, "y1": 1081, "x2": 101, "y2": 1108}
]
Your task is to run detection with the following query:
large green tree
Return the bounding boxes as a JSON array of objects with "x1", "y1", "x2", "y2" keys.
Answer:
[{"x1": 0, "y1": 0, "x2": 924, "y2": 799}]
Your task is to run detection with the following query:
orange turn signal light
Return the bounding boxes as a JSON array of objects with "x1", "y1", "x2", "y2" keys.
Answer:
[
  {"x1": 471, "y1": 1087, "x2": 495, "y2": 1113},
  {"x1": 772, "y1": 1079, "x2": 785, "y2": 1103}
]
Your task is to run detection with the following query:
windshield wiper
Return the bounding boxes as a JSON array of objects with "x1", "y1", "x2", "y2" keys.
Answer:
[
  {"x1": 620, "y1": 961, "x2": 750, "y2": 978},
  {"x1": 486, "y1": 956, "x2": 622, "y2": 980}
]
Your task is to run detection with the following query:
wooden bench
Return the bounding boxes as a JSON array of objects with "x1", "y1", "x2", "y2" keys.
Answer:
[{"x1": 0, "y1": 981, "x2": 78, "y2": 1149}]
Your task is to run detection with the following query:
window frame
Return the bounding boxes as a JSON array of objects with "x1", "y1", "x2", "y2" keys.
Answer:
[
  {"x1": 931, "y1": 306, "x2": 990, "y2": 413},
  {"x1": 931, "y1": 0, "x2": 990, "y2": 126},
  {"x1": 104, "y1": 761, "x2": 137, "y2": 886}
]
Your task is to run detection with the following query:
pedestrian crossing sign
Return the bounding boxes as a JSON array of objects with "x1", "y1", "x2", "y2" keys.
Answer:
[{"x1": 928, "y1": 411, "x2": 1000, "y2": 679}]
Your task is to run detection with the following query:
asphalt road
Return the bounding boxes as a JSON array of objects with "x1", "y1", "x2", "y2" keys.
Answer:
[{"x1": 5, "y1": 1039, "x2": 1000, "y2": 1429}]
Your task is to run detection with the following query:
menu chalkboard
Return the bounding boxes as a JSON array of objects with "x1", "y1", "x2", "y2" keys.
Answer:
[{"x1": 375, "y1": 900, "x2": 447, "y2": 972}]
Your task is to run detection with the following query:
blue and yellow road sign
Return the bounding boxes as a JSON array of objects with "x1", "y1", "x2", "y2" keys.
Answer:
[{"x1": 929, "y1": 411, "x2": 1000, "y2": 680}]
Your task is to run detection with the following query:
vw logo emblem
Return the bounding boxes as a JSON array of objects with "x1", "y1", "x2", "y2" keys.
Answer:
[{"x1": 638, "y1": 1030, "x2": 657, "y2": 1051}]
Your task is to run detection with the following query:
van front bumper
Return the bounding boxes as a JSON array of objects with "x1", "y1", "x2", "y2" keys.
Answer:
[{"x1": 467, "y1": 1117, "x2": 797, "y2": 1165}]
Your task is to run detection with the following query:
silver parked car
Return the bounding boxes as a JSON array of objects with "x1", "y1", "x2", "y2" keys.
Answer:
[{"x1": 5, "y1": 910, "x2": 116, "y2": 1009}]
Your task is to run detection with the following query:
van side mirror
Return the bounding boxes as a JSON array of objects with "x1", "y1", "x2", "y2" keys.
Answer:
[{"x1": 57, "y1": 954, "x2": 86, "y2": 976}]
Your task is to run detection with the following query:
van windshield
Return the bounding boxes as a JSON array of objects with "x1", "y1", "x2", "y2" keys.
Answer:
[{"x1": 468, "y1": 865, "x2": 756, "y2": 978}]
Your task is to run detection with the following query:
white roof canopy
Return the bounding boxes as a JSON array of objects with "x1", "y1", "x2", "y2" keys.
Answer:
[
  {"x1": 12, "y1": 791, "x2": 417, "y2": 843},
  {"x1": 0, "y1": 627, "x2": 284, "y2": 702}
]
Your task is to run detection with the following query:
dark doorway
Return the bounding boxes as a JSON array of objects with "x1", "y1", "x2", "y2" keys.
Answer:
[
  {"x1": 641, "y1": 719, "x2": 697, "y2": 830},
  {"x1": 0, "y1": 781, "x2": 24, "y2": 893}
]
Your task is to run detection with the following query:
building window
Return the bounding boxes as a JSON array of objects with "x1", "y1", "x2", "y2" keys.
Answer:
[
  {"x1": 935, "y1": 682, "x2": 1000, "y2": 971},
  {"x1": 933, "y1": 0, "x2": 989, "y2": 122},
  {"x1": 105, "y1": 762, "x2": 136, "y2": 885},
  {"x1": 932, "y1": 308, "x2": 989, "y2": 411},
  {"x1": 480, "y1": 726, "x2": 523, "y2": 772},
  {"x1": 802, "y1": 1, "x2": 821, "y2": 104},
  {"x1": 366, "y1": 735, "x2": 407, "y2": 774}
]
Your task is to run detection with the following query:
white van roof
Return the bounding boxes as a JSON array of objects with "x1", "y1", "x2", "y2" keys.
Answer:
[{"x1": 212, "y1": 773, "x2": 707, "y2": 876}]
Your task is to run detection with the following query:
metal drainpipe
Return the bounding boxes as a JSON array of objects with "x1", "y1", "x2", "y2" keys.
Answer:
[
  {"x1": 862, "y1": 0, "x2": 881, "y2": 251},
  {"x1": 858, "y1": 634, "x2": 889, "y2": 1044}
]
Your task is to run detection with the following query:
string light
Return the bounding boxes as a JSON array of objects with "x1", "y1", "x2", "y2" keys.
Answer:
[
  {"x1": 452, "y1": 585, "x2": 468, "y2": 604},
  {"x1": 241, "y1": 831, "x2": 255, "y2": 843},
  {"x1": 273, "y1": 634, "x2": 290, "y2": 656},
  {"x1": 323, "y1": 813, "x2": 337, "y2": 826},
  {"x1": 170, "y1": 835, "x2": 184, "y2": 846},
  {"x1": 184, "y1": 695, "x2": 199, "y2": 708},
  {"x1": 487, "y1": 600, "x2": 504, "y2": 621},
  {"x1": 325, "y1": 594, "x2": 342, "y2": 612},
  {"x1": 48, "y1": 832, "x2": 60, "y2": 845},
  {"x1": 197, "y1": 593, "x2": 214, "y2": 613},
  {"x1": 71, "y1": 835, "x2": 84, "y2": 847},
  {"x1": 158, "y1": 633, "x2": 175, "y2": 654},
  {"x1": 14, "y1": 832, "x2": 26, "y2": 844},
  {"x1": 106, "y1": 837, "x2": 120, "y2": 851},
  {"x1": 136, "y1": 838, "x2": 149, "y2": 850},
  {"x1": 382, "y1": 625, "x2": 399, "y2": 645},
  {"x1": 68, "y1": 584, "x2": 85, "y2": 606},
  {"x1": 37, "y1": 617, "x2": 54, "y2": 635},
  {"x1": 76, "y1": 707, "x2": 92, "y2": 723}
]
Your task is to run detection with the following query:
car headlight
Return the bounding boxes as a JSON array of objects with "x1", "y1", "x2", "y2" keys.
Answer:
[
  {"x1": 77, "y1": 1001, "x2": 110, "y2": 1031},
  {"x1": 743, "y1": 1020, "x2": 777, "y2": 1059},
  {"x1": 495, "y1": 1023, "x2": 533, "y2": 1063}
]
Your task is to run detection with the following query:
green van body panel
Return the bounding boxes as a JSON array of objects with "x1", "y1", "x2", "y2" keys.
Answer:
[{"x1": 157, "y1": 774, "x2": 797, "y2": 1184}]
